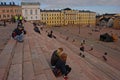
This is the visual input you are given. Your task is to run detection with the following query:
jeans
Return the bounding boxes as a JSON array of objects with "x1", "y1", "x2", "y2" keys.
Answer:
[{"x1": 14, "y1": 33, "x2": 24, "y2": 42}]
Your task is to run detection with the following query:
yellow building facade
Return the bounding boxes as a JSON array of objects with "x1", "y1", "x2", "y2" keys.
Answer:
[{"x1": 40, "y1": 8, "x2": 96, "y2": 26}]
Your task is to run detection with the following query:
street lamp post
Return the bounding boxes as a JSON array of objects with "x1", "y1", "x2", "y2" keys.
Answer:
[
  {"x1": 79, "y1": 25, "x2": 80, "y2": 34},
  {"x1": 79, "y1": 17, "x2": 81, "y2": 34}
]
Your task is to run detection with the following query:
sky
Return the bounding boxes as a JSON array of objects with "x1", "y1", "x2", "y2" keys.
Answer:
[{"x1": 0, "y1": 0, "x2": 120, "y2": 14}]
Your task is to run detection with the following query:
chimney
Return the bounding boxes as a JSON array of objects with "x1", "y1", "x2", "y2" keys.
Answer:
[
  {"x1": 1, "y1": 2, "x2": 3, "y2": 5},
  {"x1": 13, "y1": 2, "x2": 15, "y2": 5},
  {"x1": 9, "y1": 2, "x2": 12, "y2": 5},
  {"x1": 4, "y1": 2, "x2": 6, "y2": 5}
]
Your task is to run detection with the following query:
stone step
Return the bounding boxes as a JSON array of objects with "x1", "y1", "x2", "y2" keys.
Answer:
[
  {"x1": 36, "y1": 27, "x2": 120, "y2": 80},
  {"x1": 23, "y1": 37, "x2": 35, "y2": 80},
  {"x1": 24, "y1": 22, "x2": 120, "y2": 80},
  {"x1": 0, "y1": 39, "x2": 16, "y2": 80},
  {"x1": 52, "y1": 29, "x2": 120, "y2": 80},
  {"x1": 12, "y1": 43, "x2": 23, "y2": 65},
  {"x1": 35, "y1": 74, "x2": 48, "y2": 80},
  {"x1": 7, "y1": 41, "x2": 23, "y2": 80},
  {"x1": 29, "y1": 26, "x2": 91, "y2": 80},
  {"x1": 7, "y1": 64, "x2": 22, "y2": 80},
  {"x1": 23, "y1": 61, "x2": 35, "y2": 80},
  {"x1": 25, "y1": 23, "x2": 57, "y2": 80},
  {"x1": 23, "y1": 38, "x2": 31, "y2": 62}
]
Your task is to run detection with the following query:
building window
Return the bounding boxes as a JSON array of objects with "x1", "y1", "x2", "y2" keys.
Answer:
[
  {"x1": 2, "y1": 10, "x2": 5, "y2": 13},
  {"x1": 7, "y1": 15, "x2": 9, "y2": 17},
  {"x1": 30, "y1": 9, "x2": 32, "y2": 15},
  {"x1": 36, "y1": 16, "x2": 37, "y2": 19},
  {"x1": 35, "y1": 9, "x2": 37, "y2": 15},
  {"x1": 10, "y1": 9, "x2": 13, "y2": 12},
  {"x1": 31, "y1": 17, "x2": 32, "y2": 19},
  {"x1": 7, "y1": 10, "x2": 9, "y2": 12},
  {"x1": 15, "y1": 9, "x2": 17, "y2": 12},
  {"x1": 25, "y1": 9, "x2": 27, "y2": 15},
  {"x1": 3, "y1": 15, "x2": 6, "y2": 18}
]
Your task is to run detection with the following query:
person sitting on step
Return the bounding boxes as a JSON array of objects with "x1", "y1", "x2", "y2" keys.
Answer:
[
  {"x1": 12, "y1": 25, "x2": 26, "y2": 42},
  {"x1": 51, "y1": 48, "x2": 63, "y2": 68},
  {"x1": 54, "y1": 53, "x2": 71, "y2": 79},
  {"x1": 47, "y1": 30, "x2": 56, "y2": 39},
  {"x1": 34, "y1": 26, "x2": 41, "y2": 34}
]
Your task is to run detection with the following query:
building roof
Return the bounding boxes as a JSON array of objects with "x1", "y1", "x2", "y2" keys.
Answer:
[
  {"x1": 0, "y1": 2, "x2": 19, "y2": 6},
  {"x1": 0, "y1": 5, "x2": 19, "y2": 7},
  {"x1": 97, "y1": 13, "x2": 118, "y2": 21},
  {"x1": 99, "y1": 17, "x2": 110, "y2": 22},
  {"x1": 40, "y1": 9, "x2": 61, "y2": 12},
  {"x1": 63, "y1": 8, "x2": 72, "y2": 10},
  {"x1": 21, "y1": 2, "x2": 40, "y2": 5},
  {"x1": 96, "y1": 15, "x2": 101, "y2": 18},
  {"x1": 40, "y1": 8, "x2": 95, "y2": 13},
  {"x1": 79, "y1": 10, "x2": 95, "y2": 13},
  {"x1": 114, "y1": 14, "x2": 120, "y2": 17},
  {"x1": 103, "y1": 13, "x2": 116, "y2": 16}
]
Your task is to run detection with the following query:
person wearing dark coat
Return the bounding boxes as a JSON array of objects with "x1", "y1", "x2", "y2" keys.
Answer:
[
  {"x1": 34, "y1": 26, "x2": 41, "y2": 34},
  {"x1": 47, "y1": 30, "x2": 56, "y2": 39},
  {"x1": 51, "y1": 48, "x2": 63, "y2": 68},
  {"x1": 54, "y1": 53, "x2": 71, "y2": 79},
  {"x1": 33, "y1": 22, "x2": 37, "y2": 26},
  {"x1": 12, "y1": 25, "x2": 26, "y2": 42},
  {"x1": 80, "y1": 45, "x2": 85, "y2": 52},
  {"x1": 79, "y1": 44, "x2": 85, "y2": 58},
  {"x1": 3, "y1": 20, "x2": 6, "y2": 27}
]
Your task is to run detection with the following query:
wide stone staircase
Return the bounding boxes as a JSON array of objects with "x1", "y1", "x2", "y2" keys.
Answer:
[{"x1": 0, "y1": 22, "x2": 120, "y2": 80}]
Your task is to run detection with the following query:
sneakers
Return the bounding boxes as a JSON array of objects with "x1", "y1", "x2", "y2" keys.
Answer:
[{"x1": 63, "y1": 76, "x2": 68, "y2": 80}]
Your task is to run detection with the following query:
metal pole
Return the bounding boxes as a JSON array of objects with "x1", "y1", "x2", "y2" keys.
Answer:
[{"x1": 79, "y1": 17, "x2": 81, "y2": 34}]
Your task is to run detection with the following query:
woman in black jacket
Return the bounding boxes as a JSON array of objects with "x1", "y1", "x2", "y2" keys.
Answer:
[{"x1": 54, "y1": 53, "x2": 71, "y2": 79}]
